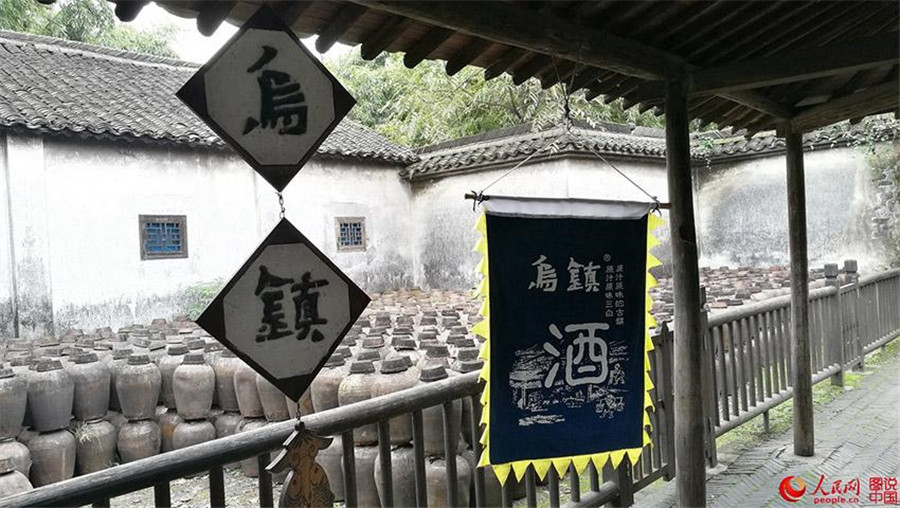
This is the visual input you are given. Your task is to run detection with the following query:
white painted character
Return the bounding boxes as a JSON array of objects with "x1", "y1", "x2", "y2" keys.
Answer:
[
  {"x1": 542, "y1": 322, "x2": 610, "y2": 387},
  {"x1": 528, "y1": 255, "x2": 558, "y2": 292}
]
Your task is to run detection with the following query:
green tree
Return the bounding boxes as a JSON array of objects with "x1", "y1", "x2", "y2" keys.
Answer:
[
  {"x1": 326, "y1": 50, "x2": 664, "y2": 147},
  {"x1": 0, "y1": 0, "x2": 177, "y2": 58}
]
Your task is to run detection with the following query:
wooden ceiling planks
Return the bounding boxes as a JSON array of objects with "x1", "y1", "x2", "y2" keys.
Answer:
[{"x1": 115, "y1": 0, "x2": 898, "y2": 132}]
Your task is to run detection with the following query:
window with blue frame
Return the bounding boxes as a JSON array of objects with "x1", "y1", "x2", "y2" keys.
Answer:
[
  {"x1": 336, "y1": 217, "x2": 366, "y2": 252},
  {"x1": 140, "y1": 215, "x2": 188, "y2": 260}
]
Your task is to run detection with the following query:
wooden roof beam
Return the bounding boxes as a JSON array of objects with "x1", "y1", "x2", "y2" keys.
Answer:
[
  {"x1": 360, "y1": 16, "x2": 413, "y2": 60},
  {"x1": 483, "y1": 47, "x2": 528, "y2": 81},
  {"x1": 344, "y1": 0, "x2": 685, "y2": 80},
  {"x1": 316, "y1": 4, "x2": 368, "y2": 53},
  {"x1": 445, "y1": 38, "x2": 492, "y2": 76},
  {"x1": 792, "y1": 81, "x2": 900, "y2": 132},
  {"x1": 641, "y1": 33, "x2": 899, "y2": 98},
  {"x1": 404, "y1": 27, "x2": 453, "y2": 68}
]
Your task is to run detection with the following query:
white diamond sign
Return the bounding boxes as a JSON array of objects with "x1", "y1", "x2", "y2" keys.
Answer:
[
  {"x1": 196, "y1": 218, "x2": 369, "y2": 401},
  {"x1": 177, "y1": 6, "x2": 355, "y2": 192}
]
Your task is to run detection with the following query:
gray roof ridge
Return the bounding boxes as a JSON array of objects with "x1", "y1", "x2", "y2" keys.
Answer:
[{"x1": 0, "y1": 29, "x2": 200, "y2": 71}]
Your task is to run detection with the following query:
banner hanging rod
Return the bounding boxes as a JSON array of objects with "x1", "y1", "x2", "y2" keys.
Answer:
[{"x1": 463, "y1": 192, "x2": 672, "y2": 210}]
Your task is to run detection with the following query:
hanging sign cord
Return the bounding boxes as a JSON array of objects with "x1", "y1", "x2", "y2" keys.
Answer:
[{"x1": 278, "y1": 192, "x2": 286, "y2": 218}]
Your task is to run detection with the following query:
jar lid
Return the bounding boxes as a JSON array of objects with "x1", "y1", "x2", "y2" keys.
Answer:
[
  {"x1": 0, "y1": 456, "x2": 15, "y2": 474},
  {"x1": 131, "y1": 337, "x2": 151, "y2": 348},
  {"x1": 349, "y1": 360, "x2": 375, "y2": 374},
  {"x1": 8, "y1": 357, "x2": 32, "y2": 367},
  {"x1": 204, "y1": 342, "x2": 223, "y2": 353},
  {"x1": 417, "y1": 331, "x2": 437, "y2": 341},
  {"x1": 419, "y1": 364, "x2": 448, "y2": 382},
  {"x1": 75, "y1": 338, "x2": 96, "y2": 348},
  {"x1": 454, "y1": 359, "x2": 484, "y2": 373},
  {"x1": 426, "y1": 344, "x2": 450, "y2": 358},
  {"x1": 113, "y1": 348, "x2": 134, "y2": 360},
  {"x1": 41, "y1": 346, "x2": 62, "y2": 357},
  {"x1": 446, "y1": 334, "x2": 466, "y2": 345},
  {"x1": 167, "y1": 345, "x2": 189, "y2": 356},
  {"x1": 456, "y1": 347, "x2": 480, "y2": 362},
  {"x1": 186, "y1": 339, "x2": 205, "y2": 350},
  {"x1": 74, "y1": 352, "x2": 99, "y2": 364},
  {"x1": 324, "y1": 354, "x2": 345, "y2": 367},
  {"x1": 392, "y1": 338, "x2": 416, "y2": 350},
  {"x1": 0, "y1": 367, "x2": 13, "y2": 378},
  {"x1": 455, "y1": 338, "x2": 477, "y2": 349},
  {"x1": 361, "y1": 337, "x2": 384, "y2": 349},
  {"x1": 220, "y1": 348, "x2": 237, "y2": 358},
  {"x1": 182, "y1": 353, "x2": 206, "y2": 365},
  {"x1": 380, "y1": 356, "x2": 408, "y2": 374},
  {"x1": 35, "y1": 359, "x2": 63, "y2": 372},
  {"x1": 148, "y1": 340, "x2": 166, "y2": 351},
  {"x1": 127, "y1": 354, "x2": 150, "y2": 365},
  {"x1": 334, "y1": 346, "x2": 352, "y2": 359},
  {"x1": 356, "y1": 350, "x2": 380, "y2": 362}
]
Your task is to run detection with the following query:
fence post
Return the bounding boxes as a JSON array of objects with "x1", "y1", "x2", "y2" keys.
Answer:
[
  {"x1": 660, "y1": 323, "x2": 676, "y2": 482},
  {"x1": 609, "y1": 457, "x2": 635, "y2": 507},
  {"x1": 698, "y1": 288, "x2": 718, "y2": 468},
  {"x1": 824, "y1": 263, "x2": 844, "y2": 387},
  {"x1": 844, "y1": 259, "x2": 863, "y2": 371}
]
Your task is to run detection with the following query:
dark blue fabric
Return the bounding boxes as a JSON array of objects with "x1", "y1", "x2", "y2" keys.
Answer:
[{"x1": 486, "y1": 212, "x2": 647, "y2": 464}]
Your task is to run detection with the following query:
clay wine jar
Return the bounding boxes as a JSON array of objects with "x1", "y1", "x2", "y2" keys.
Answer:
[
  {"x1": 117, "y1": 420, "x2": 161, "y2": 463},
  {"x1": 158, "y1": 410, "x2": 183, "y2": 453},
  {"x1": 310, "y1": 355, "x2": 346, "y2": 413},
  {"x1": 74, "y1": 419, "x2": 117, "y2": 475},
  {"x1": 213, "y1": 349, "x2": 241, "y2": 413},
  {"x1": 107, "y1": 348, "x2": 133, "y2": 412},
  {"x1": 233, "y1": 362, "x2": 264, "y2": 418},
  {"x1": 27, "y1": 429, "x2": 76, "y2": 487},
  {"x1": 353, "y1": 445, "x2": 381, "y2": 508},
  {"x1": 236, "y1": 418, "x2": 268, "y2": 477},
  {"x1": 27, "y1": 359, "x2": 74, "y2": 433},
  {"x1": 0, "y1": 438, "x2": 31, "y2": 477},
  {"x1": 116, "y1": 354, "x2": 161, "y2": 421},
  {"x1": 0, "y1": 456, "x2": 32, "y2": 497},
  {"x1": 371, "y1": 357, "x2": 418, "y2": 445},
  {"x1": 419, "y1": 365, "x2": 462, "y2": 457},
  {"x1": 374, "y1": 446, "x2": 417, "y2": 507},
  {"x1": 318, "y1": 438, "x2": 344, "y2": 501},
  {"x1": 173, "y1": 353, "x2": 215, "y2": 420},
  {"x1": 338, "y1": 361, "x2": 378, "y2": 445},
  {"x1": 0, "y1": 368, "x2": 27, "y2": 439},
  {"x1": 158, "y1": 344, "x2": 188, "y2": 409},
  {"x1": 425, "y1": 455, "x2": 471, "y2": 508},
  {"x1": 67, "y1": 353, "x2": 111, "y2": 421},
  {"x1": 256, "y1": 373, "x2": 290, "y2": 422},
  {"x1": 172, "y1": 419, "x2": 216, "y2": 450}
]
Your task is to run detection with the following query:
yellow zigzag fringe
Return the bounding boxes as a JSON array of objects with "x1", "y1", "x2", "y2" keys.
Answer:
[{"x1": 473, "y1": 210, "x2": 665, "y2": 485}]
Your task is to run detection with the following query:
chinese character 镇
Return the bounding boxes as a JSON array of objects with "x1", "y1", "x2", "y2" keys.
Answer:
[
  {"x1": 542, "y1": 322, "x2": 610, "y2": 387},
  {"x1": 567, "y1": 258, "x2": 584, "y2": 292},
  {"x1": 528, "y1": 255, "x2": 558, "y2": 292},
  {"x1": 254, "y1": 265, "x2": 328, "y2": 343},
  {"x1": 243, "y1": 45, "x2": 308, "y2": 136}
]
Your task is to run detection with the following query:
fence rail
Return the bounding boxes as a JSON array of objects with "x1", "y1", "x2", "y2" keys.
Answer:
[{"x1": 3, "y1": 264, "x2": 898, "y2": 508}]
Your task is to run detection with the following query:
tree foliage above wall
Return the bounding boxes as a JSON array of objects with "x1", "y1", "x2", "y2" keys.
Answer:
[
  {"x1": 0, "y1": 0, "x2": 177, "y2": 58},
  {"x1": 325, "y1": 51, "x2": 665, "y2": 148}
]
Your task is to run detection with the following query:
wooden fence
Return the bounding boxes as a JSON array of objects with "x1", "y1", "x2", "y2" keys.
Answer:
[{"x1": 2, "y1": 264, "x2": 898, "y2": 508}]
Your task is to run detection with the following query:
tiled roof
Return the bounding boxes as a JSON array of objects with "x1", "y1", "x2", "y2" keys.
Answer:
[
  {"x1": 403, "y1": 120, "x2": 668, "y2": 180},
  {"x1": 698, "y1": 116, "x2": 900, "y2": 161},
  {"x1": 0, "y1": 30, "x2": 417, "y2": 164}
]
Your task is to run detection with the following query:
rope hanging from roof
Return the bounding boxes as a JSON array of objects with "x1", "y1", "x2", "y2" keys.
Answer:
[{"x1": 469, "y1": 59, "x2": 661, "y2": 211}]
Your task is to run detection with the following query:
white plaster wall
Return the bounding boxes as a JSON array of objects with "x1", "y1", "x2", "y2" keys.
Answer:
[
  {"x1": 42, "y1": 138, "x2": 262, "y2": 331},
  {"x1": 0, "y1": 134, "x2": 16, "y2": 337},
  {"x1": 696, "y1": 147, "x2": 877, "y2": 270},
  {"x1": 409, "y1": 156, "x2": 670, "y2": 289}
]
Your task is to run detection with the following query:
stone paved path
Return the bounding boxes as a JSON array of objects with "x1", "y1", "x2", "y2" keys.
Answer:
[{"x1": 634, "y1": 350, "x2": 900, "y2": 508}]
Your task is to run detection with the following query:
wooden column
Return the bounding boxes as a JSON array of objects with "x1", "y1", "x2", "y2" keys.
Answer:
[
  {"x1": 784, "y1": 125, "x2": 815, "y2": 457},
  {"x1": 665, "y1": 79, "x2": 706, "y2": 507}
]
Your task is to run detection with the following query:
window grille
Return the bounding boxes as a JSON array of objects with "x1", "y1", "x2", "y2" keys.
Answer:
[
  {"x1": 336, "y1": 218, "x2": 366, "y2": 252},
  {"x1": 140, "y1": 215, "x2": 187, "y2": 260}
]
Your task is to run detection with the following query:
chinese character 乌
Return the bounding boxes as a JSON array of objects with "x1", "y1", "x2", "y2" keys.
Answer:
[
  {"x1": 528, "y1": 255, "x2": 558, "y2": 292},
  {"x1": 542, "y1": 322, "x2": 610, "y2": 387},
  {"x1": 243, "y1": 45, "x2": 308, "y2": 136},
  {"x1": 254, "y1": 265, "x2": 329, "y2": 343}
]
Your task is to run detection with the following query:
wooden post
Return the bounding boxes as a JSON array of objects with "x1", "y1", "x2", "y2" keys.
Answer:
[
  {"x1": 824, "y1": 263, "x2": 844, "y2": 387},
  {"x1": 784, "y1": 125, "x2": 815, "y2": 457},
  {"x1": 843, "y1": 259, "x2": 863, "y2": 370},
  {"x1": 665, "y1": 78, "x2": 707, "y2": 507}
]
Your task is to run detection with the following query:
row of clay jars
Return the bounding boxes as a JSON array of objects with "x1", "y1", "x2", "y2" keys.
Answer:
[
  {"x1": 107, "y1": 348, "x2": 133, "y2": 412},
  {"x1": 338, "y1": 361, "x2": 378, "y2": 445},
  {"x1": 370, "y1": 357, "x2": 419, "y2": 445},
  {"x1": 0, "y1": 456, "x2": 32, "y2": 497},
  {"x1": 116, "y1": 355, "x2": 161, "y2": 421},
  {"x1": 0, "y1": 368, "x2": 27, "y2": 440},
  {"x1": 158, "y1": 345, "x2": 188, "y2": 409},
  {"x1": 67, "y1": 353, "x2": 110, "y2": 421},
  {"x1": 310, "y1": 355, "x2": 346, "y2": 414}
]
